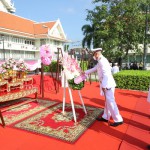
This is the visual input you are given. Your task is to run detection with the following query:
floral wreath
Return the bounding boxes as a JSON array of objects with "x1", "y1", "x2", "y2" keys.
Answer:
[
  {"x1": 40, "y1": 45, "x2": 53, "y2": 65},
  {"x1": 61, "y1": 52, "x2": 84, "y2": 90}
]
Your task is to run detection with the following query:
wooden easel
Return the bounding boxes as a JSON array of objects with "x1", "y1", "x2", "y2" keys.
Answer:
[
  {"x1": 61, "y1": 66, "x2": 87, "y2": 122},
  {"x1": 55, "y1": 48, "x2": 87, "y2": 122}
]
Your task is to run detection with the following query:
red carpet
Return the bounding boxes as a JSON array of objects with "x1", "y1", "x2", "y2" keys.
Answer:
[
  {"x1": 0, "y1": 75, "x2": 150, "y2": 150},
  {"x1": 13, "y1": 103, "x2": 103, "y2": 143},
  {"x1": 0, "y1": 98, "x2": 58, "y2": 126}
]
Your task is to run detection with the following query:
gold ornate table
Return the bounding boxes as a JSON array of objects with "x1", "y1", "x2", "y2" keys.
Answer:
[
  {"x1": 0, "y1": 87, "x2": 38, "y2": 127},
  {"x1": 0, "y1": 81, "x2": 8, "y2": 92},
  {"x1": 22, "y1": 77, "x2": 33, "y2": 88},
  {"x1": 0, "y1": 87, "x2": 37, "y2": 102},
  {"x1": 7, "y1": 81, "x2": 23, "y2": 92}
]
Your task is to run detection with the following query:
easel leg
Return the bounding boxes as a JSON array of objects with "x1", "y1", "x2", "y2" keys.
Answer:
[
  {"x1": 78, "y1": 90, "x2": 87, "y2": 114},
  {"x1": 62, "y1": 73, "x2": 66, "y2": 114},
  {"x1": 62, "y1": 87, "x2": 66, "y2": 114},
  {"x1": 0, "y1": 110, "x2": 5, "y2": 127},
  {"x1": 68, "y1": 87, "x2": 77, "y2": 122}
]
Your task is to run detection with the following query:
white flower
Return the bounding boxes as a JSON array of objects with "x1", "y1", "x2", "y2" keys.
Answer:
[{"x1": 61, "y1": 52, "x2": 81, "y2": 80}]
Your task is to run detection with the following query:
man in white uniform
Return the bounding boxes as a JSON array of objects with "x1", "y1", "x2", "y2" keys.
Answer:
[
  {"x1": 84, "y1": 48, "x2": 123, "y2": 127},
  {"x1": 112, "y1": 63, "x2": 119, "y2": 74}
]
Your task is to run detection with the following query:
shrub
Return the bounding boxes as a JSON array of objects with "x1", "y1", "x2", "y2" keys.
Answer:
[
  {"x1": 43, "y1": 65, "x2": 50, "y2": 72},
  {"x1": 113, "y1": 70, "x2": 150, "y2": 91},
  {"x1": 43, "y1": 61, "x2": 61, "y2": 72},
  {"x1": 80, "y1": 61, "x2": 88, "y2": 71}
]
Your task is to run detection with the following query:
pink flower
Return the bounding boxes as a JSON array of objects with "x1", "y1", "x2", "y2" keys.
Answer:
[
  {"x1": 40, "y1": 45, "x2": 53, "y2": 65},
  {"x1": 41, "y1": 57, "x2": 51, "y2": 65},
  {"x1": 61, "y1": 52, "x2": 81, "y2": 79}
]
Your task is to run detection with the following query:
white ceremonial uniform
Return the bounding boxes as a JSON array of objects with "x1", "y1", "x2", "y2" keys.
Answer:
[
  {"x1": 112, "y1": 65, "x2": 119, "y2": 74},
  {"x1": 85, "y1": 55, "x2": 123, "y2": 122}
]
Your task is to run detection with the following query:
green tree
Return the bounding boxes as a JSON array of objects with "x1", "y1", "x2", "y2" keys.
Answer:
[
  {"x1": 81, "y1": 24, "x2": 94, "y2": 49},
  {"x1": 82, "y1": 0, "x2": 150, "y2": 67},
  {"x1": 82, "y1": 5, "x2": 108, "y2": 49},
  {"x1": 64, "y1": 44, "x2": 69, "y2": 52}
]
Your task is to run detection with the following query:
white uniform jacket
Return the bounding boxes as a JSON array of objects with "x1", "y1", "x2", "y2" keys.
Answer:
[
  {"x1": 112, "y1": 66, "x2": 119, "y2": 74},
  {"x1": 85, "y1": 55, "x2": 116, "y2": 89}
]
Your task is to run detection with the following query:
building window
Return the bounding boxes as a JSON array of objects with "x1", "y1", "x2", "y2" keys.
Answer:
[
  {"x1": 25, "y1": 51, "x2": 35, "y2": 59},
  {"x1": 5, "y1": 50, "x2": 10, "y2": 59},
  {"x1": 31, "y1": 41, "x2": 35, "y2": 45},
  {"x1": 0, "y1": 50, "x2": 3, "y2": 59},
  {"x1": 40, "y1": 39, "x2": 46, "y2": 45},
  {"x1": 11, "y1": 50, "x2": 21, "y2": 59},
  {"x1": 50, "y1": 40, "x2": 53, "y2": 44},
  {"x1": 147, "y1": 55, "x2": 150, "y2": 63}
]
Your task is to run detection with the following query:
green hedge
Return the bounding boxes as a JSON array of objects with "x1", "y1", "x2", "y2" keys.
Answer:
[
  {"x1": 80, "y1": 61, "x2": 88, "y2": 71},
  {"x1": 43, "y1": 65, "x2": 50, "y2": 72},
  {"x1": 43, "y1": 61, "x2": 61, "y2": 72},
  {"x1": 44, "y1": 61, "x2": 88, "y2": 72},
  {"x1": 113, "y1": 70, "x2": 150, "y2": 91}
]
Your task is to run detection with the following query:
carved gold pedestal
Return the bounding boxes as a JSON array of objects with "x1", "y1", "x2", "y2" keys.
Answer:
[
  {"x1": 17, "y1": 71, "x2": 27, "y2": 79},
  {"x1": 0, "y1": 74, "x2": 3, "y2": 81}
]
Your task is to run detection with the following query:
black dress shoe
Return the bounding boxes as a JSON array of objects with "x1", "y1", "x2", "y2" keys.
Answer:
[
  {"x1": 96, "y1": 117, "x2": 108, "y2": 122},
  {"x1": 110, "y1": 121, "x2": 123, "y2": 127},
  {"x1": 147, "y1": 145, "x2": 150, "y2": 149}
]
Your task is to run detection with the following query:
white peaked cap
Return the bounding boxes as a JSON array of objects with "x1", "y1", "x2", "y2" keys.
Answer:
[{"x1": 91, "y1": 47, "x2": 102, "y2": 52}]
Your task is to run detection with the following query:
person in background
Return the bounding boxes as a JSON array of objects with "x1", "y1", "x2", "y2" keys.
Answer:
[
  {"x1": 112, "y1": 63, "x2": 119, "y2": 74},
  {"x1": 110, "y1": 63, "x2": 113, "y2": 68},
  {"x1": 139, "y1": 61, "x2": 143, "y2": 70},
  {"x1": 133, "y1": 62, "x2": 138, "y2": 70},
  {"x1": 124, "y1": 63, "x2": 129, "y2": 70},
  {"x1": 83, "y1": 48, "x2": 123, "y2": 127},
  {"x1": 109, "y1": 63, "x2": 113, "y2": 73},
  {"x1": 129, "y1": 62, "x2": 133, "y2": 69}
]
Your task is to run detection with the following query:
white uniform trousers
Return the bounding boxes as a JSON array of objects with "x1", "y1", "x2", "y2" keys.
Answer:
[{"x1": 102, "y1": 87, "x2": 123, "y2": 122}]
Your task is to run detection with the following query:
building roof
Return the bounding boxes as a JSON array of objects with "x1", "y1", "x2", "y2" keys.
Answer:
[
  {"x1": 0, "y1": 11, "x2": 35, "y2": 35},
  {"x1": 34, "y1": 22, "x2": 56, "y2": 35},
  {"x1": 0, "y1": 11, "x2": 66, "y2": 41}
]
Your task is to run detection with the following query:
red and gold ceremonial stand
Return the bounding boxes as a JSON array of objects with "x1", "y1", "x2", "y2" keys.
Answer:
[{"x1": 0, "y1": 76, "x2": 38, "y2": 127}]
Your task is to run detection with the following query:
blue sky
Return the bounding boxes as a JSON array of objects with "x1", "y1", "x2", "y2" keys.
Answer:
[{"x1": 13, "y1": 0, "x2": 95, "y2": 42}]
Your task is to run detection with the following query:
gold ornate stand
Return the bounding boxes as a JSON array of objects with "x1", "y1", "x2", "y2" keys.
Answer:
[
  {"x1": 0, "y1": 81, "x2": 8, "y2": 92},
  {"x1": 7, "y1": 81, "x2": 23, "y2": 92},
  {"x1": 0, "y1": 87, "x2": 38, "y2": 102},
  {"x1": 0, "y1": 76, "x2": 38, "y2": 127},
  {"x1": 22, "y1": 77, "x2": 33, "y2": 88},
  {"x1": 0, "y1": 87, "x2": 38, "y2": 127}
]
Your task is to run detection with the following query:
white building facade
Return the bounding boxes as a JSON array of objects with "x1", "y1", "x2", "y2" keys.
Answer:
[{"x1": 0, "y1": 1, "x2": 68, "y2": 64}]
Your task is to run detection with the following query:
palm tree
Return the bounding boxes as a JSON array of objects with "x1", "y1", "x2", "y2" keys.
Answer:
[{"x1": 81, "y1": 24, "x2": 95, "y2": 49}]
